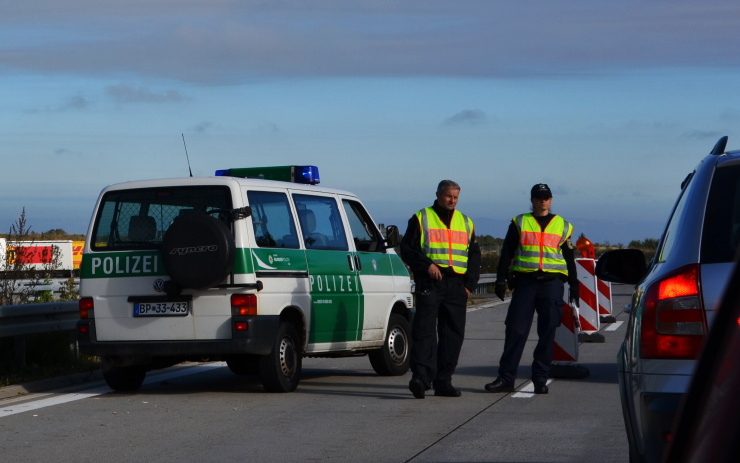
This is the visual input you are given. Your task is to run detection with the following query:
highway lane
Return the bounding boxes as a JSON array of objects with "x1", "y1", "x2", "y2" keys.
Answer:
[{"x1": 0, "y1": 287, "x2": 630, "y2": 462}]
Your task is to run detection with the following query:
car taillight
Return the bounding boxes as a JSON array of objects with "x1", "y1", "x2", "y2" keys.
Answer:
[
  {"x1": 231, "y1": 294, "x2": 257, "y2": 316},
  {"x1": 79, "y1": 297, "x2": 94, "y2": 319},
  {"x1": 641, "y1": 264, "x2": 707, "y2": 359}
]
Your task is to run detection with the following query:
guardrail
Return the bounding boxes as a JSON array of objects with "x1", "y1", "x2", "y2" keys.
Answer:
[
  {"x1": 0, "y1": 301, "x2": 78, "y2": 338},
  {"x1": 474, "y1": 273, "x2": 496, "y2": 295},
  {"x1": 0, "y1": 301, "x2": 79, "y2": 367}
]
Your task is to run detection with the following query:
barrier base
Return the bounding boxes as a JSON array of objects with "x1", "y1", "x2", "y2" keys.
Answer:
[
  {"x1": 550, "y1": 363, "x2": 590, "y2": 379},
  {"x1": 578, "y1": 332, "x2": 606, "y2": 343},
  {"x1": 600, "y1": 315, "x2": 617, "y2": 324}
]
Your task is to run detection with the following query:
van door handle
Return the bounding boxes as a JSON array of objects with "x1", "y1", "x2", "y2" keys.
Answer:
[
  {"x1": 347, "y1": 254, "x2": 355, "y2": 271},
  {"x1": 354, "y1": 254, "x2": 362, "y2": 271}
]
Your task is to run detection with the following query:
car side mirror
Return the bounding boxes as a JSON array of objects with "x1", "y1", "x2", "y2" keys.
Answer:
[
  {"x1": 595, "y1": 249, "x2": 648, "y2": 285},
  {"x1": 384, "y1": 225, "x2": 400, "y2": 248}
]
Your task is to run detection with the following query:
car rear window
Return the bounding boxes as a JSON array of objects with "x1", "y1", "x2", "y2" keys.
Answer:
[
  {"x1": 90, "y1": 186, "x2": 233, "y2": 250},
  {"x1": 701, "y1": 164, "x2": 740, "y2": 264}
]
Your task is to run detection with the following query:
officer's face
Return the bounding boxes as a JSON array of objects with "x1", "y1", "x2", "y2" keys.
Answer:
[
  {"x1": 531, "y1": 196, "x2": 552, "y2": 215},
  {"x1": 437, "y1": 188, "x2": 460, "y2": 211}
]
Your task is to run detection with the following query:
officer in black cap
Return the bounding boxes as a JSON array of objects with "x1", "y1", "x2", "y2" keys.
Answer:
[{"x1": 484, "y1": 183, "x2": 578, "y2": 394}]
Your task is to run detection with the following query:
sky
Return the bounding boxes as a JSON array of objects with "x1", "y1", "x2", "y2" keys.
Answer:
[{"x1": 3, "y1": 0, "x2": 740, "y2": 245}]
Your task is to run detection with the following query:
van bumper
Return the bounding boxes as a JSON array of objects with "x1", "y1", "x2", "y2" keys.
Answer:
[{"x1": 77, "y1": 315, "x2": 280, "y2": 357}]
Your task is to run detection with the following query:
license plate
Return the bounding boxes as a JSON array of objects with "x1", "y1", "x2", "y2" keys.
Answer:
[{"x1": 133, "y1": 301, "x2": 190, "y2": 317}]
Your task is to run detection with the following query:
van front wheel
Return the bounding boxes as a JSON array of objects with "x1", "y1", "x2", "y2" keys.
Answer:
[
  {"x1": 369, "y1": 313, "x2": 411, "y2": 376},
  {"x1": 258, "y1": 322, "x2": 302, "y2": 392}
]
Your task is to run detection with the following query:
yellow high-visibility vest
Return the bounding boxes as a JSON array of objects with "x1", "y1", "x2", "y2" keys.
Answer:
[
  {"x1": 416, "y1": 207, "x2": 474, "y2": 275},
  {"x1": 511, "y1": 213, "x2": 573, "y2": 276}
]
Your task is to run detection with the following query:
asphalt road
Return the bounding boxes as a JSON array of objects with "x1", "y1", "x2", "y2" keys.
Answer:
[{"x1": 0, "y1": 286, "x2": 631, "y2": 463}]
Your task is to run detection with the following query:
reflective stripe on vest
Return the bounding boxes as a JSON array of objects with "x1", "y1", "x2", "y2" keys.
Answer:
[
  {"x1": 417, "y1": 207, "x2": 473, "y2": 274},
  {"x1": 511, "y1": 214, "x2": 573, "y2": 276}
]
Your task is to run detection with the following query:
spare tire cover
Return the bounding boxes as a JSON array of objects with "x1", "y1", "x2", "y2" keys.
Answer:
[{"x1": 162, "y1": 212, "x2": 236, "y2": 289}]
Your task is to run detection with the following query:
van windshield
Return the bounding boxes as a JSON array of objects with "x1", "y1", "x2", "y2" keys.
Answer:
[{"x1": 90, "y1": 186, "x2": 232, "y2": 250}]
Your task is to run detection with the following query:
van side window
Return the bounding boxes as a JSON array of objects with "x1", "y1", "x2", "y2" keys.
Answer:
[
  {"x1": 247, "y1": 191, "x2": 299, "y2": 248},
  {"x1": 293, "y1": 194, "x2": 348, "y2": 251},
  {"x1": 342, "y1": 199, "x2": 383, "y2": 252}
]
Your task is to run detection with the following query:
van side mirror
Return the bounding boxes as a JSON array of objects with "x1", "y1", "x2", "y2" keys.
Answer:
[
  {"x1": 595, "y1": 249, "x2": 648, "y2": 285},
  {"x1": 384, "y1": 225, "x2": 400, "y2": 248}
]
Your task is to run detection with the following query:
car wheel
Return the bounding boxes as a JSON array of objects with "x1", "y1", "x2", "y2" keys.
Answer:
[
  {"x1": 258, "y1": 322, "x2": 302, "y2": 392},
  {"x1": 102, "y1": 365, "x2": 147, "y2": 392},
  {"x1": 369, "y1": 313, "x2": 411, "y2": 376},
  {"x1": 161, "y1": 212, "x2": 235, "y2": 290},
  {"x1": 226, "y1": 355, "x2": 259, "y2": 375}
]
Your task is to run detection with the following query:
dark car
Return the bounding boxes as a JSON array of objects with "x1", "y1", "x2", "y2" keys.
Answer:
[
  {"x1": 595, "y1": 136, "x2": 740, "y2": 462},
  {"x1": 661, "y1": 250, "x2": 740, "y2": 463}
]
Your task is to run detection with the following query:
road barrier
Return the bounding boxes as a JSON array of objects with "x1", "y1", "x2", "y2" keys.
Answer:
[
  {"x1": 551, "y1": 256, "x2": 615, "y2": 378},
  {"x1": 0, "y1": 301, "x2": 78, "y2": 366},
  {"x1": 573, "y1": 258, "x2": 605, "y2": 343},
  {"x1": 553, "y1": 294, "x2": 580, "y2": 362}
]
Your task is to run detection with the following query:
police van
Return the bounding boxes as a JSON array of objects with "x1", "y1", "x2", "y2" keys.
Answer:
[{"x1": 77, "y1": 165, "x2": 413, "y2": 393}]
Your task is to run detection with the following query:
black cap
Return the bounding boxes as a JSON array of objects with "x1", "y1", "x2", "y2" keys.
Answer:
[{"x1": 531, "y1": 183, "x2": 552, "y2": 199}]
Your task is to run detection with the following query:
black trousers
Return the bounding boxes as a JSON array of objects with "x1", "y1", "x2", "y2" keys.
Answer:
[
  {"x1": 497, "y1": 277, "x2": 564, "y2": 385},
  {"x1": 410, "y1": 277, "x2": 468, "y2": 389}
]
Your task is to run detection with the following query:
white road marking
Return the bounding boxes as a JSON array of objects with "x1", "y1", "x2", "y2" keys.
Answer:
[
  {"x1": 0, "y1": 363, "x2": 225, "y2": 419},
  {"x1": 605, "y1": 321, "x2": 624, "y2": 331},
  {"x1": 468, "y1": 299, "x2": 508, "y2": 312},
  {"x1": 512, "y1": 379, "x2": 553, "y2": 398}
]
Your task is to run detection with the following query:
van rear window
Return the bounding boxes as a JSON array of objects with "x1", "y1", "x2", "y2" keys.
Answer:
[
  {"x1": 90, "y1": 186, "x2": 232, "y2": 250},
  {"x1": 702, "y1": 164, "x2": 740, "y2": 263}
]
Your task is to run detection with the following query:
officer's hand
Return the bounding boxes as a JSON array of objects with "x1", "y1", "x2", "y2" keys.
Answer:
[
  {"x1": 495, "y1": 281, "x2": 507, "y2": 301},
  {"x1": 569, "y1": 284, "x2": 580, "y2": 308}
]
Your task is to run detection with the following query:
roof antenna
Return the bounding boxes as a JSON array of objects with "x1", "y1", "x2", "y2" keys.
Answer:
[{"x1": 181, "y1": 133, "x2": 193, "y2": 177}]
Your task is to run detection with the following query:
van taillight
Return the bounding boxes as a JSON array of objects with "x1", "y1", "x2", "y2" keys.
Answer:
[
  {"x1": 231, "y1": 294, "x2": 257, "y2": 316},
  {"x1": 641, "y1": 264, "x2": 707, "y2": 359},
  {"x1": 79, "y1": 297, "x2": 94, "y2": 319}
]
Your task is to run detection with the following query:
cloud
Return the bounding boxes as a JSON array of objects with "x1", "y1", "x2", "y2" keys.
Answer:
[
  {"x1": 2, "y1": 1, "x2": 740, "y2": 84},
  {"x1": 191, "y1": 121, "x2": 213, "y2": 133},
  {"x1": 61, "y1": 95, "x2": 90, "y2": 110},
  {"x1": 679, "y1": 129, "x2": 727, "y2": 141},
  {"x1": 106, "y1": 84, "x2": 187, "y2": 103},
  {"x1": 443, "y1": 109, "x2": 487, "y2": 127}
]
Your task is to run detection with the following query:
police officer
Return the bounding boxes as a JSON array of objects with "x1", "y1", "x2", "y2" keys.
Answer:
[
  {"x1": 401, "y1": 180, "x2": 481, "y2": 399},
  {"x1": 485, "y1": 183, "x2": 578, "y2": 394}
]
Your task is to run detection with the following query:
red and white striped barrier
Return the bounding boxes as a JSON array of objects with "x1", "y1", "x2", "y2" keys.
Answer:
[
  {"x1": 553, "y1": 294, "x2": 580, "y2": 362},
  {"x1": 597, "y1": 277, "x2": 613, "y2": 316},
  {"x1": 575, "y1": 258, "x2": 600, "y2": 333}
]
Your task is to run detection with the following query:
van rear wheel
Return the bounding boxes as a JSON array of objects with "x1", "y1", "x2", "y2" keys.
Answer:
[
  {"x1": 258, "y1": 322, "x2": 302, "y2": 392},
  {"x1": 102, "y1": 365, "x2": 147, "y2": 392},
  {"x1": 369, "y1": 313, "x2": 411, "y2": 376}
]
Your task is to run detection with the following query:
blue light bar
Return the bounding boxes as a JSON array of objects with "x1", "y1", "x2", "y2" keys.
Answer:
[
  {"x1": 215, "y1": 165, "x2": 320, "y2": 184},
  {"x1": 296, "y1": 165, "x2": 320, "y2": 184}
]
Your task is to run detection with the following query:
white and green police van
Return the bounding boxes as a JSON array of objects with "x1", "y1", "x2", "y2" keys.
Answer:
[{"x1": 77, "y1": 165, "x2": 413, "y2": 393}]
